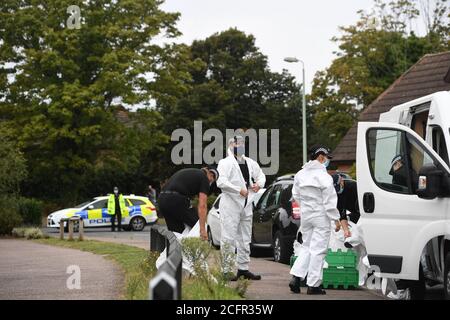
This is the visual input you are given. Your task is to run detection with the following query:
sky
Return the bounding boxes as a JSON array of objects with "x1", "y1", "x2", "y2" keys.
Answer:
[{"x1": 159, "y1": 0, "x2": 375, "y2": 93}]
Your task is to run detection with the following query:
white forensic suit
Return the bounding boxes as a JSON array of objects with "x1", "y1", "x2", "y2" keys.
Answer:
[
  {"x1": 217, "y1": 149, "x2": 266, "y2": 273},
  {"x1": 290, "y1": 160, "x2": 340, "y2": 287}
]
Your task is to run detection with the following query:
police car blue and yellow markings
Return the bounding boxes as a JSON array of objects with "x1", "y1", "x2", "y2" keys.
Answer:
[{"x1": 65, "y1": 204, "x2": 156, "y2": 224}]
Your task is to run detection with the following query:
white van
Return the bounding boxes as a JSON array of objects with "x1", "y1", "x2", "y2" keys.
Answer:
[{"x1": 356, "y1": 90, "x2": 450, "y2": 299}]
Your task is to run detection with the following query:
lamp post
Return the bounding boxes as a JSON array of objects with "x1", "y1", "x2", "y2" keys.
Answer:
[{"x1": 284, "y1": 57, "x2": 307, "y2": 164}]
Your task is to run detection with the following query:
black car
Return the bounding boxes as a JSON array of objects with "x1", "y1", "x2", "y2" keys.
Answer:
[{"x1": 251, "y1": 174, "x2": 300, "y2": 264}]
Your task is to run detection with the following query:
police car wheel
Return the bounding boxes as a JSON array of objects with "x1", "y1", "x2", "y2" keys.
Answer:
[{"x1": 130, "y1": 216, "x2": 145, "y2": 231}]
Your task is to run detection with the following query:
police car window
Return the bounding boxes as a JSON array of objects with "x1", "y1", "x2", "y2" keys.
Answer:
[
  {"x1": 91, "y1": 199, "x2": 107, "y2": 209},
  {"x1": 75, "y1": 200, "x2": 93, "y2": 209},
  {"x1": 128, "y1": 199, "x2": 146, "y2": 206}
]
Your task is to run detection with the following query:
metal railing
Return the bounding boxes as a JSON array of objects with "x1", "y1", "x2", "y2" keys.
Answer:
[{"x1": 149, "y1": 225, "x2": 182, "y2": 300}]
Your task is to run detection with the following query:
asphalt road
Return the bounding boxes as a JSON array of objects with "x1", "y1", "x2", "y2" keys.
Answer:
[{"x1": 0, "y1": 239, "x2": 123, "y2": 300}]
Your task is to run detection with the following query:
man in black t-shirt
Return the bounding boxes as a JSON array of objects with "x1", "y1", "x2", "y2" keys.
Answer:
[{"x1": 158, "y1": 167, "x2": 218, "y2": 241}]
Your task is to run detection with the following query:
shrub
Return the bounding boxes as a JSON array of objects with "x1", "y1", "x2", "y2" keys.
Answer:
[
  {"x1": 17, "y1": 197, "x2": 44, "y2": 226},
  {"x1": 11, "y1": 227, "x2": 26, "y2": 238},
  {"x1": 12, "y1": 227, "x2": 48, "y2": 239},
  {"x1": 0, "y1": 197, "x2": 22, "y2": 235},
  {"x1": 24, "y1": 227, "x2": 48, "y2": 239}
]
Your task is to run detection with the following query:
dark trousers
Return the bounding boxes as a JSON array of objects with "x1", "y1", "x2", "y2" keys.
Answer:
[
  {"x1": 111, "y1": 212, "x2": 122, "y2": 231},
  {"x1": 158, "y1": 193, "x2": 198, "y2": 233}
]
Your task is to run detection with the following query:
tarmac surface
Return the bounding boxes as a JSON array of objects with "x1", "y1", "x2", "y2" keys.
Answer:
[{"x1": 0, "y1": 239, "x2": 123, "y2": 300}]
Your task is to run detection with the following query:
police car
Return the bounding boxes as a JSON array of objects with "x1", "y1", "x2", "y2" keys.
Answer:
[{"x1": 47, "y1": 195, "x2": 157, "y2": 231}]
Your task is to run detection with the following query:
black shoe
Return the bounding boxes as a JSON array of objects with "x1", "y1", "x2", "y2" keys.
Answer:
[
  {"x1": 307, "y1": 286, "x2": 326, "y2": 295},
  {"x1": 235, "y1": 270, "x2": 262, "y2": 281},
  {"x1": 289, "y1": 276, "x2": 301, "y2": 293}
]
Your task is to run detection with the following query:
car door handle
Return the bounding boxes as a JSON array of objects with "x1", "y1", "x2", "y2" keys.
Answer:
[{"x1": 363, "y1": 192, "x2": 375, "y2": 213}]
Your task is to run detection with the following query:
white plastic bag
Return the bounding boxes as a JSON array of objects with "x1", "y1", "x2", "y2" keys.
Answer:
[
  {"x1": 155, "y1": 221, "x2": 201, "y2": 274},
  {"x1": 328, "y1": 221, "x2": 347, "y2": 252}
]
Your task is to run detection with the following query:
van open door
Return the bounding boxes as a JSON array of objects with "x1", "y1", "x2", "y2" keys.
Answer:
[{"x1": 356, "y1": 122, "x2": 449, "y2": 281}]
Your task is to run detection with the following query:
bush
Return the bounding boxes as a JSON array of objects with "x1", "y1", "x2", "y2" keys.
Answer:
[
  {"x1": 24, "y1": 227, "x2": 48, "y2": 239},
  {"x1": 17, "y1": 197, "x2": 44, "y2": 226},
  {"x1": 11, "y1": 227, "x2": 26, "y2": 238},
  {"x1": 0, "y1": 197, "x2": 22, "y2": 235},
  {"x1": 12, "y1": 227, "x2": 48, "y2": 239}
]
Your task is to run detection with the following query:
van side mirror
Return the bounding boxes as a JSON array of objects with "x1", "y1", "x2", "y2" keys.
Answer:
[
  {"x1": 417, "y1": 163, "x2": 443, "y2": 200},
  {"x1": 88, "y1": 205, "x2": 94, "y2": 210}
]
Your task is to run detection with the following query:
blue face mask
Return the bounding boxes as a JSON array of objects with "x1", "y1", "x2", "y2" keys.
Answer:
[
  {"x1": 234, "y1": 145, "x2": 245, "y2": 157},
  {"x1": 323, "y1": 158, "x2": 330, "y2": 168}
]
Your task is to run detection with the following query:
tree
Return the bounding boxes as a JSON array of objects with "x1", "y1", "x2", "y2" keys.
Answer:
[
  {"x1": 0, "y1": 126, "x2": 27, "y2": 195},
  {"x1": 159, "y1": 29, "x2": 304, "y2": 178},
  {"x1": 0, "y1": 0, "x2": 179, "y2": 203}
]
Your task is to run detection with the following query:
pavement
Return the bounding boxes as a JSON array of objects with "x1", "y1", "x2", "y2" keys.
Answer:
[{"x1": 0, "y1": 239, "x2": 123, "y2": 300}]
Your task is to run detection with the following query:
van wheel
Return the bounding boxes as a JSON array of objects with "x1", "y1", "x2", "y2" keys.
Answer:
[
  {"x1": 130, "y1": 216, "x2": 146, "y2": 231},
  {"x1": 444, "y1": 252, "x2": 450, "y2": 300},
  {"x1": 273, "y1": 231, "x2": 290, "y2": 264}
]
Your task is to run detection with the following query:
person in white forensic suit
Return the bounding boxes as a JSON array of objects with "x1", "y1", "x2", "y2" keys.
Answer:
[
  {"x1": 216, "y1": 135, "x2": 266, "y2": 281},
  {"x1": 289, "y1": 145, "x2": 343, "y2": 295}
]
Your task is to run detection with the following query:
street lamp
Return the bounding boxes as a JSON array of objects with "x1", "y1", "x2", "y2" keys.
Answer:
[{"x1": 284, "y1": 57, "x2": 307, "y2": 164}]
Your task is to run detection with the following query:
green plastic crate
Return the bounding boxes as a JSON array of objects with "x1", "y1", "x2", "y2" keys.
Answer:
[
  {"x1": 325, "y1": 248, "x2": 358, "y2": 268},
  {"x1": 322, "y1": 267, "x2": 359, "y2": 289},
  {"x1": 290, "y1": 255, "x2": 297, "y2": 268}
]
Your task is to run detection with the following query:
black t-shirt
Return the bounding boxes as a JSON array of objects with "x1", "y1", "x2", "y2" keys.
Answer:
[
  {"x1": 114, "y1": 195, "x2": 120, "y2": 215},
  {"x1": 337, "y1": 180, "x2": 359, "y2": 220},
  {"x1": 238, "y1": 159, "x2": 250, "y2": 188},
  {"x1": 163, "y1": 168, "x2": 210, "y2": 198}
]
